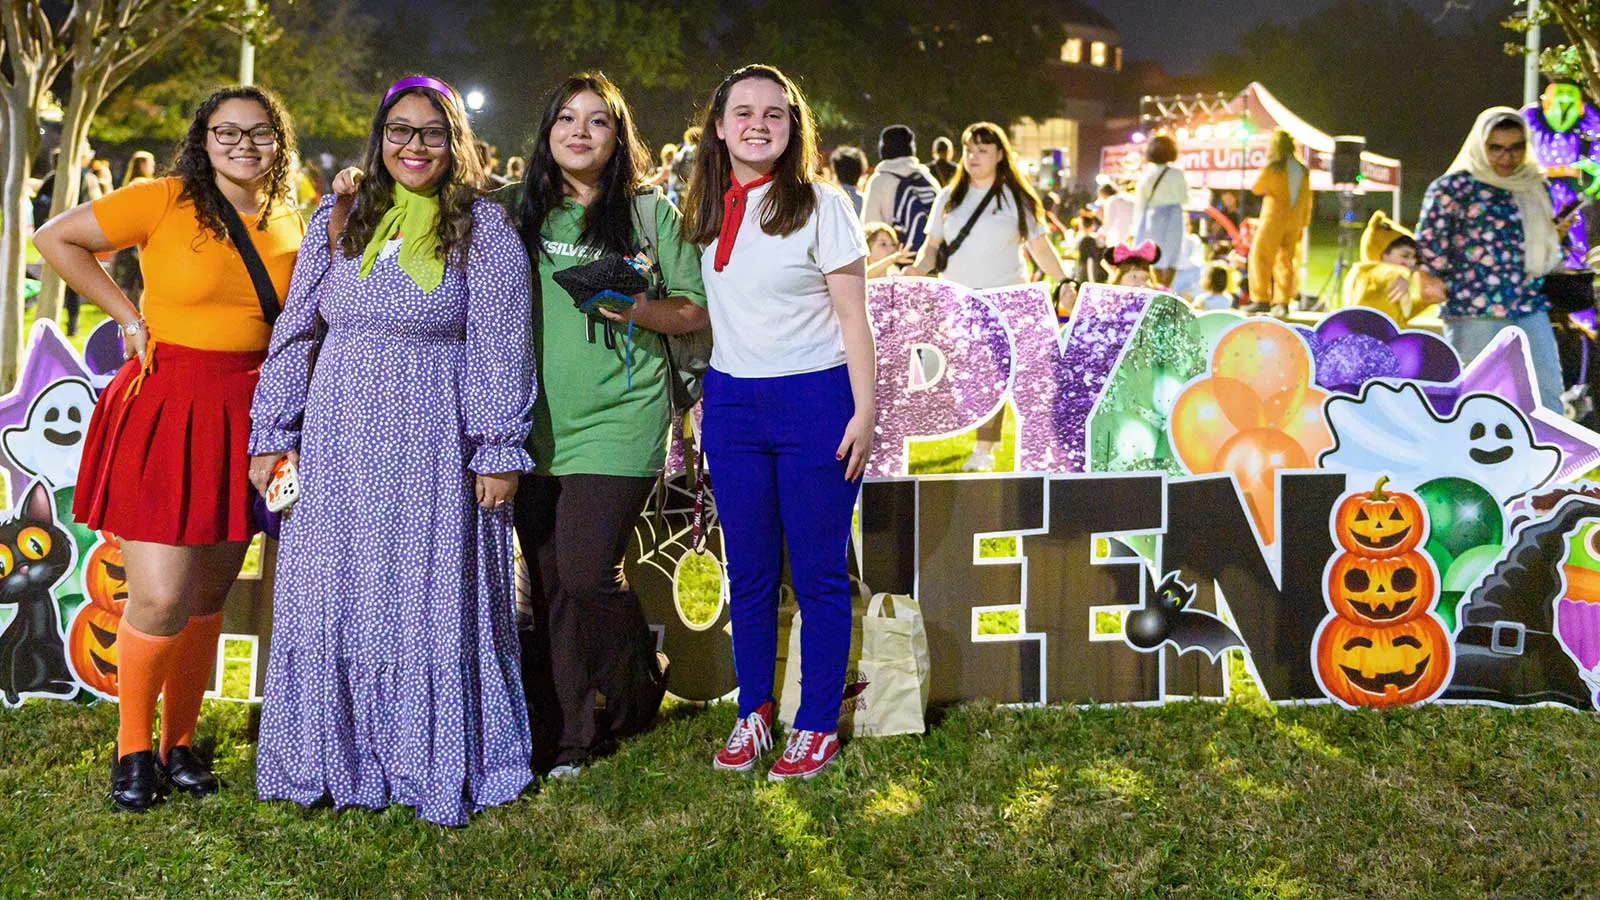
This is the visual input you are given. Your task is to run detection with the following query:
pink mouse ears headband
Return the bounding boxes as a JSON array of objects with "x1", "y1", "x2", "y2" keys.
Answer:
[
  {"x1": 1103, "y1": 240, "x2": 1161, "y2": 267},
  {"x1": 383, "y1": 75, "x2": 463, "y2": 111}
]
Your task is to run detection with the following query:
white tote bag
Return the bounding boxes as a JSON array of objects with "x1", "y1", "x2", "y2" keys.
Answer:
[{"x1": 779, "y1": 592, "x2": 930, "y2": 738}]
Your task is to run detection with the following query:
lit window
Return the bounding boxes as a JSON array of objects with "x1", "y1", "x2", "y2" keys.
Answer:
[
  {"x1": 1062, "y1": 38, "x2": 1082, "y2": 64},
  {"x1": 1114, "y1": 46, "x2": 1122, "y2": 71},
  {"x1": 1090, "y1": 41, "x2": 1107, "y2": 67}
]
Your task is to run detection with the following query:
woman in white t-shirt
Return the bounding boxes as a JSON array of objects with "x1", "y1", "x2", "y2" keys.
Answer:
[
  {"x1": 905, "y1": 121, "x2": 1069, "y2": 472},
  {"x1": 1132, "y1": 134, "x2": 1189, "y2": 287},
  {"x1": 682, "y1": 64, "x2": 874, "y2": 782}
]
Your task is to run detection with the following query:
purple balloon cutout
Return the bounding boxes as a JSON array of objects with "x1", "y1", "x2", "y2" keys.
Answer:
[
  {"x1": 1312, "y1": 307, "x2": 1460, "y2": 394},
  {"x1": 82, "y1": 319, "x2": 126, "y2": 378}
]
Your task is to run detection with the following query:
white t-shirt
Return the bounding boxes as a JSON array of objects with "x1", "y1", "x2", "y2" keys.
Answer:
[
  {"x1": 703, "y1": 182, "x2": 867, "y2": 378},
  {"x1": 927, "y1": 184, "x2": 1045, "y2": 289}
]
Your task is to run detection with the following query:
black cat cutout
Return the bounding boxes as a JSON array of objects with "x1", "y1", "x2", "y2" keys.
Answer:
[
  {"x1": 1123, "y1": 570, "x2": 1246, "y2": 661},
  {"x1": 0, "y1": 481, "x2": 78, "y2": 704}
]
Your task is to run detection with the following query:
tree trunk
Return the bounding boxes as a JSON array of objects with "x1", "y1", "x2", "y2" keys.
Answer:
[
  {"x1": 33, "y1": 66, "x2": 109, "y2": 330},
  {"x1": 0, "y1": 85, "x2": 37, "y2": 393}
]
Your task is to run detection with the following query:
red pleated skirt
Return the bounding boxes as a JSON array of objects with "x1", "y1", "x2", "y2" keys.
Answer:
[{"x1": 73, "y1": 340, "x2": 267, "y2": 545}]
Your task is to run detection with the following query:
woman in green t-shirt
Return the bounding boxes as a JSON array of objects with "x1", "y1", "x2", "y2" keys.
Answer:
[{"x1": 511, "y1": 73, "x2": 709, "y2": 778}]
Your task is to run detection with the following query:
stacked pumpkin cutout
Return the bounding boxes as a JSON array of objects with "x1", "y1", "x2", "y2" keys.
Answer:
[{"x1": 1313, "y1": 477, "x2": 1454, "y2": 708}]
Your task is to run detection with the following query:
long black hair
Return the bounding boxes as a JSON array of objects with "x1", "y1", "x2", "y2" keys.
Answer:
[
  {"x1": 516, "y1": 72, "x2": 651, "y2": 260},
  {"x1": 170, "y1": 85, "x2": 297, "y2": 243},
  {"x1": 339, "y1": 81, "x2": 485, "y2": 270}
]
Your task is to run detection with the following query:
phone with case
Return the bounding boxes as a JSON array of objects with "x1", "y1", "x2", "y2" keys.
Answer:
[{"x1": 265, "y1": 456, "x2": 301, "y2": 513}]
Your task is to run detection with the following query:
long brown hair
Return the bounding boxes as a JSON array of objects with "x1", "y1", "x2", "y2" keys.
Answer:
[
  {"x1": 683, "y1": 64, "x2": 818, "y2": 245},
  {"x1": 171, "y1": 86, "x2": 297, "y2": 243},
  {"x1": 339, "y1": 81, "x2": 485, "y2": 270},
  {"x1": 944, "y1": 122, "x2": 1044, "y2": 241}
]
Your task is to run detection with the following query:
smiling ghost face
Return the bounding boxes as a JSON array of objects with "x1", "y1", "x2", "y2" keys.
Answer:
[
  {"x1": 1450, "y1": 395, "x2": 1560, "y2": 503},
  {"x1": 1, "y1": 380, "x2": 95, "y2": 488}
]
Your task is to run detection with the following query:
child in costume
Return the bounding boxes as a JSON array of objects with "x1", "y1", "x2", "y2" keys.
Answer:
[{"x1": 1341, "y1": 210, "x2": 1437, "y2": 326}]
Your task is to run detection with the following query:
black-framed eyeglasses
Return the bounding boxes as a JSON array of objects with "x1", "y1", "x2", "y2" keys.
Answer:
[
  {"x1": 209, "y1": 124, "x2": 278, "y2": 147},
  {"x1": 384, "y1": 123, "x2": 451, "y2": 149}
]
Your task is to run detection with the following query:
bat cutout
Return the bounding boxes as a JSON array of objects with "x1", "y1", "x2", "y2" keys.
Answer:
[{"x1": 1123, "y1": 571, "x2": 1246, "y2": 661}]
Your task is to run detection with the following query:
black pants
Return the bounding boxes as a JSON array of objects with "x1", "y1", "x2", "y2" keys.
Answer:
[
  {"x1": 512, "y1": 472, "x2": 663, "y2": 770},
  {"x1": 63, "y1": 288, "x2": 81, "y2": 335}
]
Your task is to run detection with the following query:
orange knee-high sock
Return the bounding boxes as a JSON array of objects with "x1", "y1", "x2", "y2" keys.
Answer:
[
  {"x1": 115, "y1": 620, "x2": 182, "y2": 756},
  {"x1": 158, "y1": 611, "x2": 225, "y2": 757}
]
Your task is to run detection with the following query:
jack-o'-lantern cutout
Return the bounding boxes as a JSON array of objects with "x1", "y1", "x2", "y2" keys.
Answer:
[
  {"x1": 1326, "y1": 551, "x2": 1435, "y2": 625},
  {"x1": 66, "y1": 537, "x2": 125, "y2": 698},
  {"x1": 1315, "y1": 616, "x2": 1450, "y2": 708},
  {"x1": 1334, "y1": 476, "x2": 1426, "y2": 558}
]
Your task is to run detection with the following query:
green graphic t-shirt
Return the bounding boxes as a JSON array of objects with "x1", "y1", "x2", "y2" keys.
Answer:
[{"x1": 529, "y1": 191, "x2": 706, "y2": 476}]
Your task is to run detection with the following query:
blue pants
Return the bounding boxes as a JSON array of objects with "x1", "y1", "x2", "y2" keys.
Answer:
[
  {"x1": 702, "y1": 365, "x2": 860, "y2": 733},
  {"x1": 1442, "y1": 311, "x2": 1565, "y2": 413}
]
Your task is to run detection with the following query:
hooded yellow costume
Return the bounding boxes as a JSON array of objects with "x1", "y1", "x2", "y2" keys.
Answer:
[{"x1": 1341, "y1": 211, "x2": 1427, "y2": 325}]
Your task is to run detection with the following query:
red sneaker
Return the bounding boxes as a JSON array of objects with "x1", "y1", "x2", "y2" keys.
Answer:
[
  {"x1": 713, "y1": 701, "x2": 775, "y2": 772},
  {"x1": 767, "y1": 729, "x2": 839, "y2": 781}
]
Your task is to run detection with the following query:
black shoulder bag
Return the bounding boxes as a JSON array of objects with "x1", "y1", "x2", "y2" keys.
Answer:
[
  {"x1": 217, "y1": 199, "x2": 282, "y2": 324},
  {"x1": 931, "y1": 184, "x2": 1001, "y2": 276}
]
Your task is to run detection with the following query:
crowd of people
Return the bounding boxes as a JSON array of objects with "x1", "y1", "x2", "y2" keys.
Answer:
[{"x1": 17, "y1": 56, "x2": 1585, "y2": 826}]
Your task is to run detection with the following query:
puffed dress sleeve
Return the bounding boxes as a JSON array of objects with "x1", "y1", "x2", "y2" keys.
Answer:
[
  {"x1": 462, "y1": 199, "x2": 537, "y2": 475},
  {"x1": 249, "y1": 195, "x2": 337, "y2": 455}
]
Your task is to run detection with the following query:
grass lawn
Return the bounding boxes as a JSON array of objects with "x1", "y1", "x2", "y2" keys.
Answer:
[{"x1": 3, "y1": 695, "x2": 1598, "y2": 897}]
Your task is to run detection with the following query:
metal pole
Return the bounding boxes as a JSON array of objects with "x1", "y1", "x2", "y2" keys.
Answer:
[
  {"x1": 1525, "y1": 0, "x2": 1542, "y2": 108},
  {"x1": 239, "y1": 0, "x2": 257, "y2": 86}
]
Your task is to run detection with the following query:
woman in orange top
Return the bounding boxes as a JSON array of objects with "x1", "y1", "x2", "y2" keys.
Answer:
[
  {"x1": 1248, "y1": 128, "x2": 1314, "y2": 313},
  {"x1": 33, "y1": 86, "x2": 304, "y2": 812}
]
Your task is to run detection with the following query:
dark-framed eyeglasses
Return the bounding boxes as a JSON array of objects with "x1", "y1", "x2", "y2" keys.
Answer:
[
  {"x1": 209, "y1": 124, "x2": 279, "y2": 147},
  {"x1": 384, "y1": 123, "x2": 451, "y2": 149}
]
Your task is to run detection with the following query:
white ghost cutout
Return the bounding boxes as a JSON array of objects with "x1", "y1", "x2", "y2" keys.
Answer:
[
  {"x1": 1320, "y1": 381, "x2": 1560, "y2": 504},
  {"x1": 2, "y1": 379, "x2": 95, "y2": 489}
]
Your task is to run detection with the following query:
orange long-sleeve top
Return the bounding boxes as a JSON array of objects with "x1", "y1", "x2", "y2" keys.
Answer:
[{"x1": 91, "y1": 176, "x2": 305, "y2": 352}]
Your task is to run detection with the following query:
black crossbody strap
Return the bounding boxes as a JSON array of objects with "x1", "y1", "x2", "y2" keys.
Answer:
[
  {"x1": 218, "y1": 198, "x2": 282, "y2": 325},
  {"x1": 944, "y1": 184, "x2": 1002, "y2": 259}
]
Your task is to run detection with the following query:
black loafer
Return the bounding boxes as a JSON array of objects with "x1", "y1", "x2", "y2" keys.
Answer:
[
  {"x1": 160, "y1": 745, "x2": 220, "y2": 797},
  {"x1": 110, "y1": 749, "x2": 163, "y2": 812}
]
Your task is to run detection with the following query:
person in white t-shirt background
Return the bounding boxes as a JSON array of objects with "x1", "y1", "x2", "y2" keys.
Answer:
[
  {"x1": 681, "y1": 64, "x2": 874, "y2": 783},
  {"x1": 1132, "y1": 134, "x2": 1189, "y2": 287},
  {"x1": 904, "y1": 121, "x2": 1070, "y2": 472}
]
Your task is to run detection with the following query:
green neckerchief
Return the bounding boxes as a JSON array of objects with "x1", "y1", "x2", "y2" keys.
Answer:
[{"x1": 358, "y1": 182, "x2": 443, "y2": 293}]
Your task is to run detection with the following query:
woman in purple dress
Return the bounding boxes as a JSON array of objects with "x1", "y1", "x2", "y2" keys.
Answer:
[{"x1": 246, "y1": 76, "x2": 536, "y2": 826}]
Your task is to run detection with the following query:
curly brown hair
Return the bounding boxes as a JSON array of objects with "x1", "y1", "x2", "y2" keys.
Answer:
[
  {"x1": 338, "y1": 82, "x2": 485, "y2": 270},
  {"x1": 170, "y1": 86, "x2": 297, "y2": 243}
]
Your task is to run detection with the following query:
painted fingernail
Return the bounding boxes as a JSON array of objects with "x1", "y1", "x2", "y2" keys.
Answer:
[{"x1": 836, "y1": 453, "x2": 843, "y2": 460}]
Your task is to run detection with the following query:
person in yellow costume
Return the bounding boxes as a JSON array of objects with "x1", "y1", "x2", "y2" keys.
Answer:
[
  {"x1": 1248, "y1": 129, "x2": 1313, "y2": 313},
  {"x1": 1341, "y1": 210, "x2": 1442, "y2": 325}
]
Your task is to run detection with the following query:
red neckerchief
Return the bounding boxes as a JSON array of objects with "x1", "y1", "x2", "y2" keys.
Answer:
[{"x1": 713, "y1": 174, "x2": 773, "y2": 272}]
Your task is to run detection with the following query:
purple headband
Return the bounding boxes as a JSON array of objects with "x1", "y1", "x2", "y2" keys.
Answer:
[{"x1": 383, "y1": 75, "x2": 462, "y2": 110}]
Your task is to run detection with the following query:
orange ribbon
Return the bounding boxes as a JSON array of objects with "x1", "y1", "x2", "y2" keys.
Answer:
[{"x1": 122, "y1": 338, "x2": 158, "y2": 401}]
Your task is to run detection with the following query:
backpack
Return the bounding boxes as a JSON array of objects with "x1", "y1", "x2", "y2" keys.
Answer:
[
  {"x1": 890, "y1": 171, "x2": 939, "y2": 251},
  {"x1": 631, "y1": 191, "x2": 712, "y2": 413}
]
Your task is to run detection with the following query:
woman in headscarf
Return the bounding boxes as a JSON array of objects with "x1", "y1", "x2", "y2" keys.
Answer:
[
  {"x1": 1247, "y1": 129, "x2": 1313, "y2": 314},
  {"x1": 1415, "y1": 107, "x2": 1574, "y2": 412}
]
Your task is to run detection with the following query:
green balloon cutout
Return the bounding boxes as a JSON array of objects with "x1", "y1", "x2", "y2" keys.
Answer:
[
  {"x1": 1417, "y1": 477, "x2": 1504, "y2": 558},
  {"x1": 1422, "y1": 537, "x2": 1454, "y2": 586},
  {"x1": 1192, "y1": 312, "x2": 1244, "y2": 355},
  {"x1": 1435, "y1": 590, "x2": 1463, "y2": 632},
  {"x1": 1444, "y1": 543, "x2": 1505, "y2": 593}
]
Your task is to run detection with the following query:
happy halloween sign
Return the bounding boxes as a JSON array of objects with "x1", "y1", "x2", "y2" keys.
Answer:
[{"x1": 3, "y1": 284, "x2": 1600, "y2": 717}]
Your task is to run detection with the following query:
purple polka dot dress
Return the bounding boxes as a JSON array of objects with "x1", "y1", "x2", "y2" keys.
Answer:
[{"x1": 248, "y1": 196, "x2": 537, "y2": 827}]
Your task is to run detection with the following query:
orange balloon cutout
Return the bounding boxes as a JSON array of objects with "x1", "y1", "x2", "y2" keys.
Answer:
[
  {"x1": 1211, "y1": 320, "x2": 1312, "y2": 425},
  {"x1": 1168, "y1": 380, "x2": 1242, "y2": 474},
  {"x1": 1211, "y1": 376, "x2": 1267, "y2": 431},
  {"x1": 1216, "y1": 428, "x2": 1311, "y2": 544},
  {"x1": 1278, "y1": 386, "x2": 1333, "y2": 460}
]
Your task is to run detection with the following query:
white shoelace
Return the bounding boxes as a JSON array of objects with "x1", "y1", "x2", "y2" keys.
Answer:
[
  {"x1": 726, "y1": 710, "x2": 773, "y2": 754},
  {"x1": 783, "y1": 730, "x2": 815, "y2": 762}
]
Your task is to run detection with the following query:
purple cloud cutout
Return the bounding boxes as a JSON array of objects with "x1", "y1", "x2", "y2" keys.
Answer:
[
  {"x1": 0, "y1": 320, "x2": 96, "y2": 504},
  {"x1": 1309, "y1": 308, "x2": 1461, "y2": 394}
]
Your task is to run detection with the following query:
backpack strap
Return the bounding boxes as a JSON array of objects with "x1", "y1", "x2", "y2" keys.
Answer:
[
  {"x1": 218, "y1": 198, "x2": 282, "y2": 325},
  {"x1": 631, "y1": 191, "x2": 665, "y2": 299}
]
